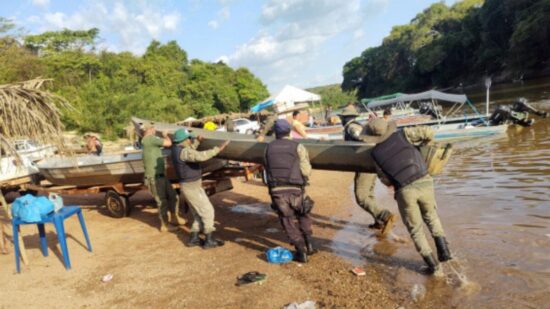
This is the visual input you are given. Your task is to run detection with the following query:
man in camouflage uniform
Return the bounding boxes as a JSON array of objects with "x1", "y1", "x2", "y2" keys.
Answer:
[
  {"x1": 339, "y1": 104, "x2": 395, "y2": 236},
  {"x1": 141, "y1": 123, "x2": 181, "y2": 232},
  {"x1": 256, "y1": 114, "x2": 277, "y2": 142},
  {"x1": 171, "y1": 128, "x2": 230, "y2": 248},
  {"x1": 366, "y1": 118, "x2": 452, "y2": 274}
]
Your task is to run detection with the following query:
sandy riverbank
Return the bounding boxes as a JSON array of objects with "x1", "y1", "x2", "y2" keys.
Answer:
[
  {"x1": 1, "y1": 164, "x2": 548, "y2": 308},
  {"x1": 1, "y1": 171, "x2": 408, "y2": 308}
]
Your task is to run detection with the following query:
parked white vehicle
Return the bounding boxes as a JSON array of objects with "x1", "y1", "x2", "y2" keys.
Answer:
[{"x1": 233, "y1": 118, "x2": 260, "y2": 134}]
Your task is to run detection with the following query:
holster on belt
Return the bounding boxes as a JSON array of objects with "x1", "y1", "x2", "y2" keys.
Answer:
[{"x1": 418, "y1": 143, "x2": 453, "y2": 175}]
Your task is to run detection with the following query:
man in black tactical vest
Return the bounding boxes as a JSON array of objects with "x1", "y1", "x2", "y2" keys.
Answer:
[
  {"x1": 171, "y1": 128, "x2": 229, "y2": 249},
  {"x1": 365, "y1": 118, "x2": 452, "y2": 275},
  {"x1": 339, "y1": 104, "x2": 396, "y2": 236},
  {"x1": 264, "y1": 119, "x2": 315, "y2": 263}
]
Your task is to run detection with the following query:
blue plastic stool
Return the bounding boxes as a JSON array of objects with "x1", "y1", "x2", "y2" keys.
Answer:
[{"x1": 12, "y1": 206, "x2": 92, "y2": 273}]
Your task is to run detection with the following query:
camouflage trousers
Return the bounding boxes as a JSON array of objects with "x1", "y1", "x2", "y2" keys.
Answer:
[
  {"x1": 179, "y1": 180, "x2": 216, "y2": 234},
  {"x1": 395, "y1": 175, "x2": 446, "y2": 257},
  {"x1": 354, "y1": 172, "x2": 388, "y2": 224}
]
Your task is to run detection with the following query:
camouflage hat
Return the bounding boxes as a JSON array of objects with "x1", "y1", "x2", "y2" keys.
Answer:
[
  {"x1": 338, "y1": 105, "x2": 359, "y2": 117},
  {"x1": 362, "y1": 118, "x2": 397, "y2": 144}
]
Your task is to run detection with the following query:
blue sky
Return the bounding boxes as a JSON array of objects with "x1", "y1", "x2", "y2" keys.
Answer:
[{"x1": 2, "y1": 0, "x2": 457, "y2": 93}]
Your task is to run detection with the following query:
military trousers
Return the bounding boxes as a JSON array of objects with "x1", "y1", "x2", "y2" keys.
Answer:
[
  {"x1": 145, "y1": 176, "x2": 178, "y2": 225},
  {"x1": 395, "y1": 175, "x2": 446, "y2": 257},
  {"x1": 270, "y1": 188, "x2": 312, "y2": 249},
  {"x1": 179, "y1": 180, "x2": 216, "y2": 234},
  {"x1": 354, "y1": 172, "x2": 386, "y2": 223}
]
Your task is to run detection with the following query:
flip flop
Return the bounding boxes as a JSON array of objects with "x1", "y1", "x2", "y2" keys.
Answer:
[{"x1": 236, "y1": 271, "x2": 267, "y2": 286}]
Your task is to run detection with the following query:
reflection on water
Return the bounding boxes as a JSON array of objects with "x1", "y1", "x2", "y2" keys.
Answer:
[{"x1": 439, "y1": 119, "x2": 550, "y2": 209}]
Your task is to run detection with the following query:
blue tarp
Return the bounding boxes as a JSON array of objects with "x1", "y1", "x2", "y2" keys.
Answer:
[{"x1": 250, "y1": 99, "x2": 274, "y2": 113}]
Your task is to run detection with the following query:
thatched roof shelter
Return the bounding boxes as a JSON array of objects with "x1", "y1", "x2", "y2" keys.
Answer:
[{"x1": 0, "y1": 78, "x2": 70, "y2": 157}]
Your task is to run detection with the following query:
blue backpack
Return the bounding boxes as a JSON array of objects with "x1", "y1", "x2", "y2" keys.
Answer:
[{"x1": 12, "y1": 194, "x2": 55, "y2": 223}]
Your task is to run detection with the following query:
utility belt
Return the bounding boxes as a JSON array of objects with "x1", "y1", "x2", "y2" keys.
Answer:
[
  {"x1": 417, "y1": 143, "x2": 453, "y2": 176},
  {"x1": 269, "y1": 186, "x2": 314, "y2": 215}
]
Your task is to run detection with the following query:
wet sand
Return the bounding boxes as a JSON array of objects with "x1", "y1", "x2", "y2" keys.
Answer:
[{"x1": 1, "y1": 119, "x2": 549, "y2": 308}]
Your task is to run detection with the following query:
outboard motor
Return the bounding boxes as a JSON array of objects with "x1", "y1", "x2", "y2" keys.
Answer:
[
  {"x1": 418, "y1": 102, "x2": 439, "y2": 119},
  {"x1": 489, "y1": 105, "x2": 512, "y2": 125},
  {"x1": 489, "y1": 98, "x2": 547, "y2": 127},
  {"x1": 512, "y1": 98, "x2": 549, "y2": 118}
]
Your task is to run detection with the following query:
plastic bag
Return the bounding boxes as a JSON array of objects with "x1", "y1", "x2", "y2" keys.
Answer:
[
  {"x1": 49, "y1": 193, "x2": 64, "y2": 212},
  {"x1": 35, "y1": 196, "x2": 54, "y2": 216},
  {"x1": 266, "y1": 246, "x2": 294, "y2": 264},
  {"x1": 12, "y1": 194, "x2": 54, "y2": 223}
]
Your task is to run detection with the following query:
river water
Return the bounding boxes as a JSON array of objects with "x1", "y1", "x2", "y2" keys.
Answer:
[{"x1": 331, "y1": 78, "x2": 550, "y2": 308}]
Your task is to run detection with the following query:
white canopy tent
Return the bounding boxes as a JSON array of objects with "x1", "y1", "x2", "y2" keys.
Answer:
[{"x1": 268, "y1": 85, "x2": 321, "y2": 113}]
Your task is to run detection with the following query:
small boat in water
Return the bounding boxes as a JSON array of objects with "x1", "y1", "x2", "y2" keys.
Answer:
[{"x1": 312, "y1": 90, "x2": 509, "y2": 141}]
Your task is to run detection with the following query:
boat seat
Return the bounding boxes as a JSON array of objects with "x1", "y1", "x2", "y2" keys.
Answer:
[{"x1": 12, "y1": 206, "x2": 92, "y2": 273}]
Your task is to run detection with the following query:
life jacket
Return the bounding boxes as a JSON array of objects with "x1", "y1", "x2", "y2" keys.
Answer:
[
  {"x1": 171, "y1": 144, "x2": 202, "y2": 183},
  {"x1": 264, "y1": 139, "x2": 305, "y2": 188},
  {"x1": 343, "y1": 120, "x2": 363, "y2": 141},
  {"x1": 371, "y1": 131, "x2": 428, "y2": 189}
]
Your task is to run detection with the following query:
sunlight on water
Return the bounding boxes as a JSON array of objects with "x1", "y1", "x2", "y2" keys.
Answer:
[{"x1": 438, "y1": 118, "x2": 550, "y2": 209}]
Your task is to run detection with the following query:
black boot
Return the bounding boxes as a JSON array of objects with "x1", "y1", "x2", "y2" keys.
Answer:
[
  {"x1": 294, "y1": 246, "x2": 308, "y2": 263},
  {"x1": 434, "y1": 237, "x2": 452, "y2": 262},
  {"x1": 422, "y1": 254, "x2": 440, "y2": 274},
  {"x1": 186, "y1": 232, "x2": 201, "y2": 247},
  {"x1": 203, "y1": 233, "x2": 225, "y2": 249},
  {"x1": 304, "y1": 235, "x2": 318, "y2": 256}
]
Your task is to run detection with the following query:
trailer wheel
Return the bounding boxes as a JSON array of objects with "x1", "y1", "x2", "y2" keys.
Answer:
[{"x1": 105, "y1": 190, "x2": 131, "y2": 218}]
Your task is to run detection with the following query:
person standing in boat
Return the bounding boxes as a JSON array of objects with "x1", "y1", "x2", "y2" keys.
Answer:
[
  {"x1": 383, "y1": 108, "x2": 392, "y2": 121},
  {"x1": 339, "y1": 104, "x2": 395, "y2": 236},
  {"x1": 171, "y1": 129, "x2": 229, "y2": 249},
  {"x1": 84, "y1": 133, "x2": 103, "y2": 156},
  {"x1": 366, "y1": 118, "x2": 452, "y2": 275},
  {"x1": 141, "y1": 123, "x2": 181, "y2": 232},
  {"x1": 264, "y1": 119, "x2": 316, "y2": 263},
  {"x1": 291, "y1": 110, "x2": 309, "y2": 139}
]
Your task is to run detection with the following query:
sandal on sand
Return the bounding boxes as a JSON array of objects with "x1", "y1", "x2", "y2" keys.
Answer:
[{"x1": 236, "y1": 271, "x2": 267, "y2": 286}]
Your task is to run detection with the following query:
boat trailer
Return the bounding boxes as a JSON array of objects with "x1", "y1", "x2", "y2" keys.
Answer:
[{"x1": 17, "y1": 164, "x2": 263, "y2": 218}]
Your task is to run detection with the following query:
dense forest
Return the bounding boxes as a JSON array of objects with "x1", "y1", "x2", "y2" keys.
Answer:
[
  {"x1": 342, "y1": 0, "x2": 550, "y2": 98},
  {"x1": 306, "y1": 84, "x2": 356, "y2": 108},
  {"x1": 0, "y1": 18, "x2": 268, "y2": 138}
]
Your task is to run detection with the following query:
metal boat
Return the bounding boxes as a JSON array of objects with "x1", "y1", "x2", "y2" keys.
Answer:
[
  {"x1": 0, "y1": 155, "x2": 39, "y2": 187},
  {"x1": 37, "y1": 150, "x2": 227, "y2": 186},
  {"x1": 132, "y1": 117, "x2": 378, "y2": 173}
]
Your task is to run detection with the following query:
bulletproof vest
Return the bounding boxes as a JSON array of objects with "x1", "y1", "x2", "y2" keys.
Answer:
[
  {"x1": 264, "y1": 139, "x2": 305, "y2": 188},
  {"x1": 171, "y1": 145, "x2": 202, "y2": 183},
  {"x1": 343, "y1": 120, "x2": 363, "y2": 141},
  {"x1": 371, "y1": 131, "x2": 428, "y2": 189}
]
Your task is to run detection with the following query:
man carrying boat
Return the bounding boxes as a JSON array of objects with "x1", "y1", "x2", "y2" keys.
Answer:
[
  {"x1": 264, "y1": 119, "x2": 316, "y2": 263},
  {"x1": 366, "y1": 118, "x2": 452, "y2": 274},
  {"x1": 141, "y1": 124, "x2": 181, "y2": 232},
  {"x1": 171, "y1": 129, "x2": 229, "y2": 249},
  {"x1": 339, "y1": 105, "x2": 395, "y2": 236}
]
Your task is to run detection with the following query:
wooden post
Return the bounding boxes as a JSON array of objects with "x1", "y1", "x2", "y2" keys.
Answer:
[{"x1": 0, "y1": 191, "x2": 28, "y2": 264}]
